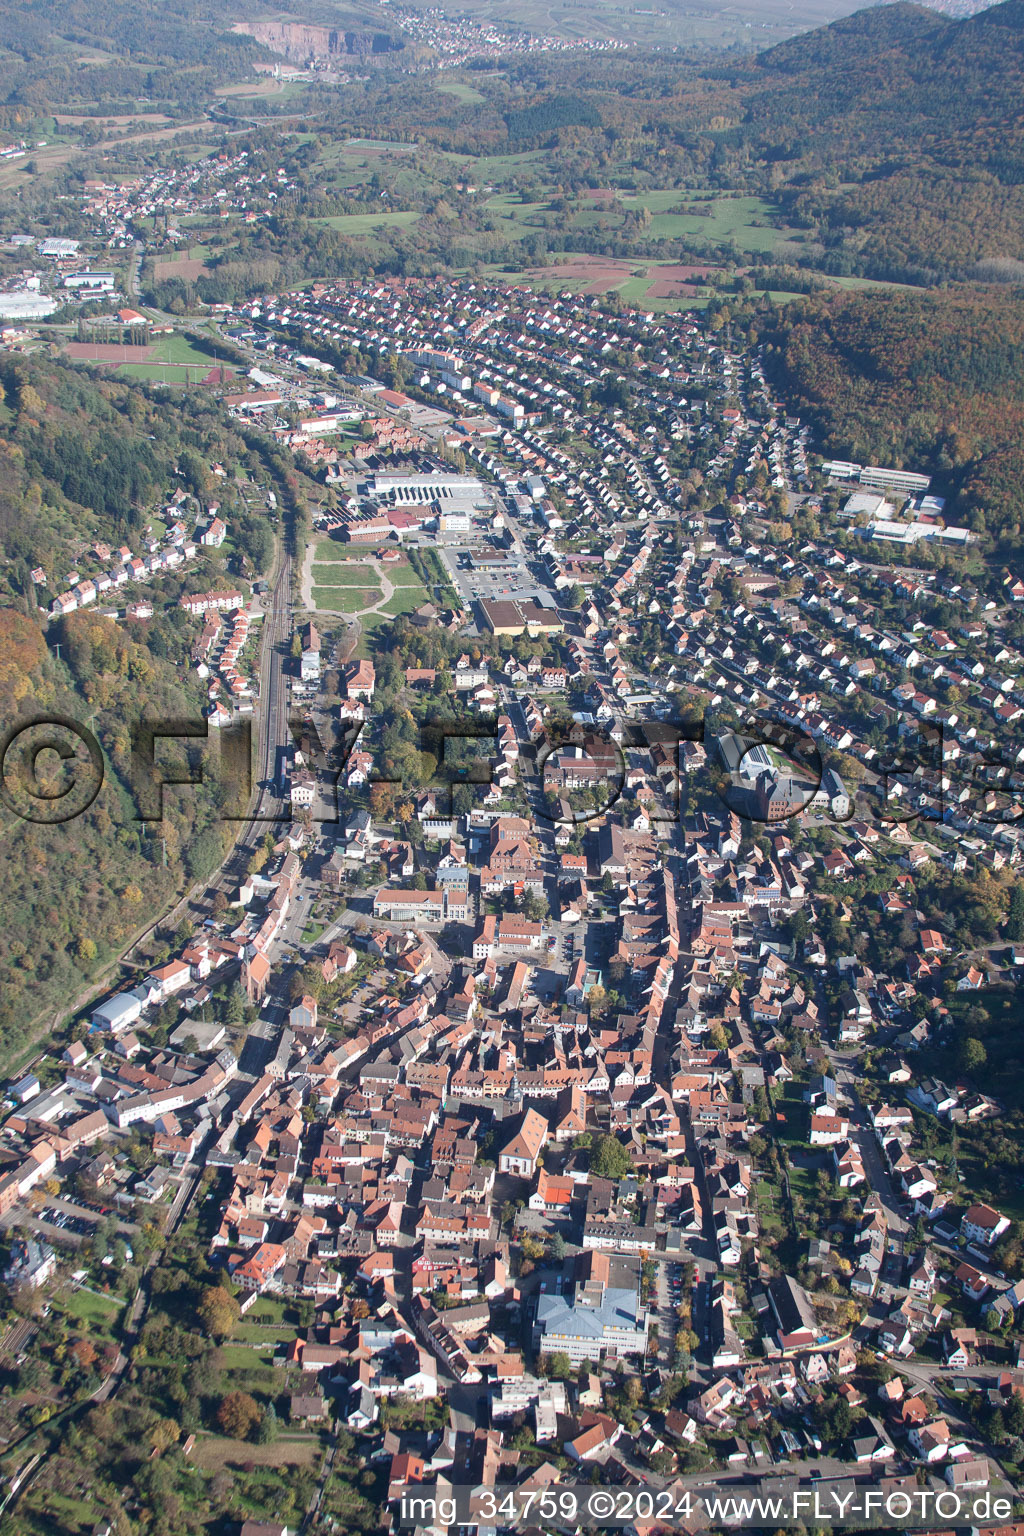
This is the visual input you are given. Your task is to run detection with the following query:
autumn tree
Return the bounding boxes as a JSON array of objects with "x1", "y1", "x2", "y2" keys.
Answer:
[
  {"x1": 197, "y1": 1285, "x2": 240, "y2": 1342},
  {"x1": 70, "y1": 1337, "x2": 97, "y2": 1371},
  {"x1": 217, "y1": 1390, "x2": 262, "y2": 1440},
  {"x1": 150, "y1": 1418, "x2": 181, "y2": 1453}
]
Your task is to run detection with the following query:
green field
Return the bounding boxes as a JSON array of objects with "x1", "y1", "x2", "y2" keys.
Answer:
[
  {"x1": 314, "y1": 538, "x2": 362, "y2": 560},
  {"x1": 483, "y1": 193, "x2": 549, "y2": 238},
  {"x1": 484, "y1": 189, "x2": 792, "y2": 256},
  {"x1": 381, "y1": 587, "x2": 426, "y2": 615},
  {"x1": 152, "y1": 243, "x2": 211, "y2": 263},
  {"x1": 437, "y1": 80, "x2": 486, "y2": 105},
  {"x1": 353, "y1": 611, "x2": 390, "y2": 651},
  {"x1": 60, "y1": 1287, "x2": 124, "y2": 1331},
  {"x1": 452, "y1": 150, "x2": 548, "y2": 179},
  {"x1": 222, "y1": 1321, "x2": 296, "y2": 1347},
  {"x1": 216, "y1": 1342, "x2": 278, "y2": 1370},
  {"x1": 621, "y1": 194, "x2": 792, "y2": 253},
  {"x1": 312, "y1": 586, "x2": 379, "y2": 611},
  {"x1": 344, "y1": 138, "x2": 415, "y2": 153},
  {"x1": 311, "y1": 562, "x2": 380, "y2": 587},
  {"x1": 115, "y1": 329, "x2": 233, "y2": 383},
  {"x1": 315, "y1": 209, "x2": 421, "y2": 235}
]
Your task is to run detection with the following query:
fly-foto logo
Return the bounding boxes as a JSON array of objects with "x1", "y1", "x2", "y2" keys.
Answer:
[
  {"x1": 0, "y1": 715, "x2": 105, "y2": 825},
  {"x1": 0, "y1": 709, "x2": 1021, "y2": 829}
]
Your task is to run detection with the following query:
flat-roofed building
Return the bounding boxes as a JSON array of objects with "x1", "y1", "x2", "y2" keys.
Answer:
[{"x1": 478, "y1": 598, "x2": 563, "y2": 637}]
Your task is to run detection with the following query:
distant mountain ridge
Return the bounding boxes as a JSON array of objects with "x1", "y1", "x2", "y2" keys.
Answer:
[{"x1": 737, "y1": 0, "x2": 1024, "y2": 280}]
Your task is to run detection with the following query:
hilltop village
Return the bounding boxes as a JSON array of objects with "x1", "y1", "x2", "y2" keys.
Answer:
[{"x1": 4, "y1": 276, "x2": 1024, "y2": 1530}]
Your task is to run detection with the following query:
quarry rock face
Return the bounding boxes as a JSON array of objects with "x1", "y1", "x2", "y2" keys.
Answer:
[{"x1": 234, "y1": 20, "x2": 403, "y2": 59}]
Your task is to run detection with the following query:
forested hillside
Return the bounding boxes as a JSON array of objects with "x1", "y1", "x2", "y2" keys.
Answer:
[
  {"x1": 3, "y1": 0, "x2": 1022, "y2": 284},
  {"x1": 0, "y1": 358, "x2": 276, "y2": 1065},
  {"x1": 743, "y1": 0, "x2": 1024, "y2": 281},
  {"x1": 183, "y1": 0, "x2": 1024, "y2": 287},
  {"x1": 766, "y1": 286, "x2": 1024, "y2": 550},
  {"x1": 0, "y1": 0, "x2": 411, "y2": 124}
]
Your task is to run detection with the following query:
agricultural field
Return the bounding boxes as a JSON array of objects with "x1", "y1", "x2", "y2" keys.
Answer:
[
  {"x1": 436, "y1": 79, "x2": 486, "y2": 105},
  {"x1": 150, "y1": 246, "x2": 211, "y2": 282},
  {"x1": 478, "y1": 188, "x2": 797, "y2": 265},
  {"x1": 483, "y1": 256, "x2": 717, "y2": 311},
  {"x1": 314, "y1": 210, "x2": 422, "y2": 234},
  {"x1": 620, "y1": 192, "x2": 795, "y2": 253},
  {"x1": 214, "y1": 78, "x2": 309, "y2": 101},
  {"x1": 344, "y1": 137, "x2": 416, "y2": 154}
]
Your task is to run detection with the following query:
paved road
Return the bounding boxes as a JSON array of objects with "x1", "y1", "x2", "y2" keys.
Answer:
[
  {"x1": 122, "y1": 545, "x2": 294, "y2": 966},
  {"x1": 827, "y1": 1053, "x2": 909, "y2": 1238}
]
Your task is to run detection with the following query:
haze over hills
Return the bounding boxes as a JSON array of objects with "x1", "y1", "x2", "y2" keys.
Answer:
[
  {"x1": 718, "y1": 0, "x2": 1024, "y2": 281},
  {"x1": 0, "y1": 0, "x2": 1008, "y2": 76}
]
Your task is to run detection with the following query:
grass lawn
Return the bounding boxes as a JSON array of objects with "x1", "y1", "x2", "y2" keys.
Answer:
[
  {"x1": 217, "y1": 1343, "x2": 277, "y2": 1370},
  {"x1": 388, "y1": 568, "x2": 429, "y2": 588},
  {"x1": 311, "y1": 563, "x2": 379, "y2": 586},
  {"x1": 315, "y1": 210, "x2": 421, "y2": 234},
  {"x1": 353, "y1": 612, "x2": 390, "y2": 654},
  {"x1": 619, "y1": 192, "x2": 791, "y2": 253},
  {"x1": 312, "y1": 587, "x2": 379, "y2": 612},
  {"x1": 344, "y1": 137, "x2": 415, "y2": 152},
  {"x1": 436, "y1": 80, "x2": 485, "y2": 105},
  {"x1": 381, "y1": 586, "x2": 427, "y2": 615},
  {"x1": 234, "y1": 1321, "x2": 304, "y2": 1344},
  {"x1": 16, "y1": 1493, "x2": 96, "y2": 1535},
  {"x1": 754, "y1": 1179, "x2": 786, "y2": 1237},
  {"x1": 314, "y1": 538, "x2": 362, "y2": 560},
  {"x1": 60, "y1": 1287, "x2": 124, "y2": 1332}
]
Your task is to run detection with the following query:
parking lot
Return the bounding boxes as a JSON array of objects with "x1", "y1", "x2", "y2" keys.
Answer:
[
  {"x1": 443, "y1": 545, "x2": 555, "y2": 612},
  {"x1": 41, "y1": 1206, "x2": 96, "y2": 1237}
]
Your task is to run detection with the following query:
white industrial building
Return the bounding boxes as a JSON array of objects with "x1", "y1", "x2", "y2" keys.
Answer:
[{"x1": 0, "y1": 290, "x2": 57, "y2": 320}]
